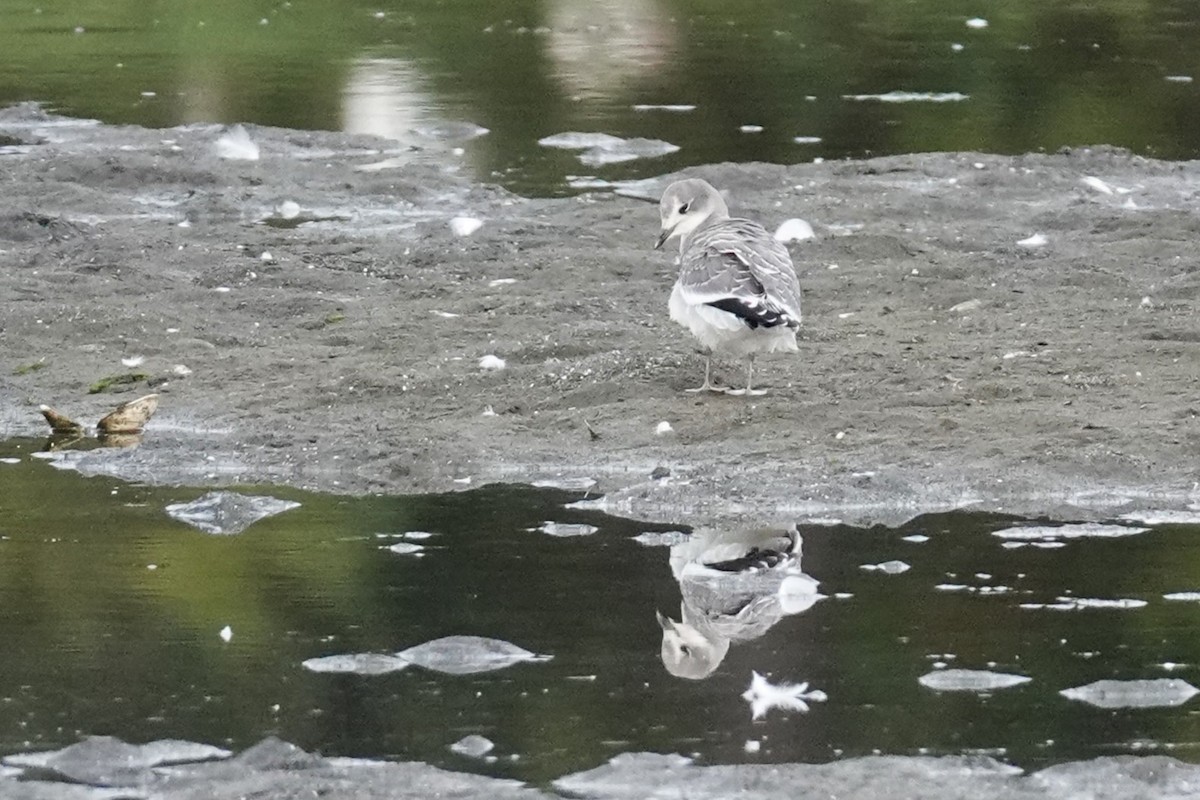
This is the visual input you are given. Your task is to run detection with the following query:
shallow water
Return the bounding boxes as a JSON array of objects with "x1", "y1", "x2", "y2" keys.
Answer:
[
  {"x1": 4, "y1": 438, "x2": 1200, "y2": 782},
  {"x1": 2, "y1": 0, "x2": 1199, "y2": 195}
]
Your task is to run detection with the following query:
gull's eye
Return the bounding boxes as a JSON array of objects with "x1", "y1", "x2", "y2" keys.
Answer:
[
  {"x1": 678, "y1": 203, "x2": 690, "y2": 214},
  {"x1": 679, "y1": 645, "x2": 691, "y2": 656}
]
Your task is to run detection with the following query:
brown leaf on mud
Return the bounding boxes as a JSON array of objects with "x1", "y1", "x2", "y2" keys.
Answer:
[
  {"x1": 96, "y1": 393, "x2": 159, "y2": 434},
  {"x1": 39, "y1": 404, "x2": 83, "y2": 433}
]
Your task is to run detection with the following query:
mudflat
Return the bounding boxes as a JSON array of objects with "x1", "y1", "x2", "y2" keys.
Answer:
[{"x1": 0, "y1": 103, "x2": 1196, "y2": 527}]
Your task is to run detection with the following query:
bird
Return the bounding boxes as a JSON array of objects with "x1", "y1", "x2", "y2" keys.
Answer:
[
  {"x1": 657, "y1": 524, "x2": 823, "y2": 680},
  {"x1": 655, "y1": 178, "x2": 803, "y2": 395},
  {"x1": 668, "y1": 523, "x2": 804, "y2": 580}
]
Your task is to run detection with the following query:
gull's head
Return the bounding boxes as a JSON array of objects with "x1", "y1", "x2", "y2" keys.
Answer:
[
  {"x1": 655, "y1": 178, "x2": 729, "y2": 250},
  {"x1": 656, "y1": 609, "x2": 729, "y2": 680}
]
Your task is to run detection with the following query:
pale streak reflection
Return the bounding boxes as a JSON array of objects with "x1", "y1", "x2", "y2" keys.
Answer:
[
  {"x1": 657, "y1": 525, "x2": 825, "y2": 680},
  {"x1": 545, "y1": 0, "x2": 677, "y2": 98},
  {"x1": 341, "y1": 57, "x2": 432, "y2": 146}
]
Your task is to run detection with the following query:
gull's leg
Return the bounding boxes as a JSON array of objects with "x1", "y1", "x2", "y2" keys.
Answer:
[
  {"x1": 725, "y1": 356, "x2": 767, "y2": 396},
  {"x1": 684, "y1": 351, "x2": 731, "y2": 393}
]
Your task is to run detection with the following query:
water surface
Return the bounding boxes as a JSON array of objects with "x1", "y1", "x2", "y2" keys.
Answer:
[
  {"x1": 2, "y1": 0, "x2": 1199, "y2": 195},
  {"x1": 4, "y1": 438, "x2": 1200, "y2": 782}
]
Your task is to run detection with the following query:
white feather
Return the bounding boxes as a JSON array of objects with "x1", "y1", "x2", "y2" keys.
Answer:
[
  {"x1": 215, "y1": 125, "x2": 259, "y2": 161},
  {"x1": 742, "y1": 671, "x2": 827, "y2": 720}
]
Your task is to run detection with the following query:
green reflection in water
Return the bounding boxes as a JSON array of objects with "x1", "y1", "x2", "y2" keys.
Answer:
[
  {"x1": 3, "y1": 436, "x2": 1200, "y2": 784},
  {"x1": 2, "y1": 0, "x2": 1199, "y2": 195}
]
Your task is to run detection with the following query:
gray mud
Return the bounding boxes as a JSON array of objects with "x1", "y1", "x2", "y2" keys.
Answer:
[
  {"x1": 1, "y1": 103, "x2": 1198, "y2": 527},
  {"x1": 1, "y1": 103, "x2": 1199, "y2": 798},
  {"x1": 5, "y1": 737, "x2": 1200, "y2": 800}
]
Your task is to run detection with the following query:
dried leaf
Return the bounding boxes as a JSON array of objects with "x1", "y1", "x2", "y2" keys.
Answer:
[
  {"x1": 39, "y1": 404, "x2": 83, "y2": 433},
  {"x1": 97, "y1": 393, "x2": 159, "y2": 434}
]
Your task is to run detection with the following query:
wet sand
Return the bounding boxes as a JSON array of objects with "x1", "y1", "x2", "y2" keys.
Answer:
[
  {"x1": 7, "y1": 734, "x2": 1200, "y2": 800},
  {"x1": 2, "y1": 103, "x2": 1196, "y2": 527},
  {"x1": 2, "y1": 103, "x2": 1199, "y2": 797}
]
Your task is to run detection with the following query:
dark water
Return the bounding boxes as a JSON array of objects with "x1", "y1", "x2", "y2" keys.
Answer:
[
  {"x1": 2, "y1": 0, "x2": 1199, "y2": 195},
  {"x1": 3, "y1": 438, "x2": 1200, "y2": 783}
]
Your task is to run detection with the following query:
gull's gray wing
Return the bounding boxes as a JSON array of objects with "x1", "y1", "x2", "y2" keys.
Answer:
[
  {"x1": 679, "y1": 218, "x2": 802, "y2": 329},
  {"x1": 702, "y1": 526, "x2": 800, "y2": 572}
]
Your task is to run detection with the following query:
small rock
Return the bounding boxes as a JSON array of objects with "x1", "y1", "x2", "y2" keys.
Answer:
[
  {"x1": 398, "y1": 635, "x2": 551, "y2": 675},
  {"x1": 532, "y1": 522, "x2": 598, "y2": 537},
  {"x1": 165, "y1": 492, "x2": 301, "y2": 535},
  {"x1": 1081, "y1": 175, "x2": 1115, "y2": 195},
  {"x1": 919, "y1": 669, "x2": 1031, "y2": 692},
  {"x1": 992, "y1": 523, "x2": 1147, "y2": 541},
  {"x1": 774, "y1": 218, "x2": 815, "y2": 243},
  {"x1": 231, "y1": 737, "x2": 323, "y2": 770},
  {"x1": 302, "y1": 653, "x2": 410, "y2": 675},
  {"x1": 2, "y1": 736, "x2": 231, "y2": 787},
  {"x1": 631, "y1": 530, "x2": 689, "y2": 547},
  {"x1": 450, "y1": 217, "x2": 483, "y2": 237},
  {"x1": 478, "y1": 355, "x2": 506, "y2": 371},
  {"x1": 530, "y1": 477, "x2": 597, "y2": 490},
  {"x1": 1061, "y1": 679, "x2": 1199, "y2": 709},
  {"x1": 861, "y1": 560, "x2": 911, "y2": 574},
  {"x1": 450, "y1": 735, "x2": 495, "y2": 759},
  {"x1": 1120, "y1": 510, "x2": 1200, "y2": 525}
]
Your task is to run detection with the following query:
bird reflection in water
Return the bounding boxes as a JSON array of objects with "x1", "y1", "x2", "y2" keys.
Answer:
[{"x1": 657, "y1": 524, "x2": 823, "y2": 679}]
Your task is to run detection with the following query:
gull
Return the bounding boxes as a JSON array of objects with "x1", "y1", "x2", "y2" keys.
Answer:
[
  {"x1": 668, "y1": 524, "x2": 803, "y2": 581},
  {"x1": 658, "y1": 525, "x2": 824, "y2": 679},
  {"x1": 655, "y1": 179, "x2": 802, "y2": 395}
]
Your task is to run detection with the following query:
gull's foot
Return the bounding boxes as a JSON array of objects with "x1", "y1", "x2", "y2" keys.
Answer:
[
  {"x1": 684, "y1": 382, "x2": 732, "y2": 394},
  {"x1": 724, "y1": 387, "x2": 768, "y2": 397}
]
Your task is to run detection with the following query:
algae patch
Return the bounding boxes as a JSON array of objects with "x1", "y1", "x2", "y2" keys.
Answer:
[
  {"x1": 12, "y1": 361, "x2": 46, "y2": 376},
  {"x1": 89, "y1": 372, "x2": 148, "y2": 394}
]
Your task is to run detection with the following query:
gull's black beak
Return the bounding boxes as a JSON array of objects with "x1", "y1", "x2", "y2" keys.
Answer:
[
  {"x1": 655, "y1": 610, "x2": 675, "y2": 631},
  {"x1": 654, "y1": 230, "x2": 670, "y2": 250}
]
